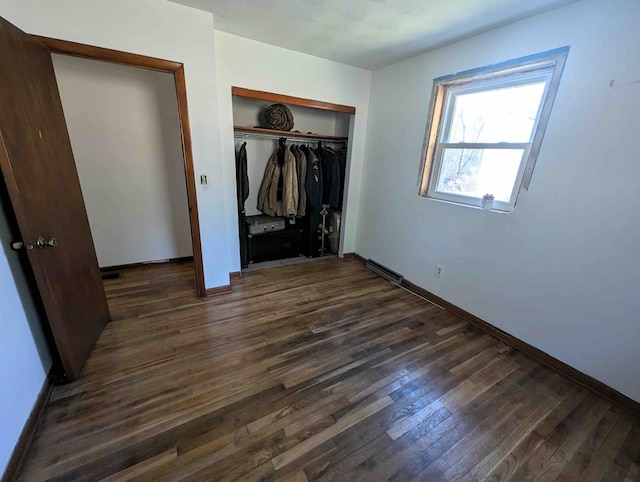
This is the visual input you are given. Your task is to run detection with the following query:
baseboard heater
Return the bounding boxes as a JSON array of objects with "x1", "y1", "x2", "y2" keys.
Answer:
[{"x1": 365, "y1": 259, "x2": 404, "y2": 285}]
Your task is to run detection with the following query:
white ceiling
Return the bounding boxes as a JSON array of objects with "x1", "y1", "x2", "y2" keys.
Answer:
[{"x1": 169, "y1": 0, "x2": 578, "y2": 70}]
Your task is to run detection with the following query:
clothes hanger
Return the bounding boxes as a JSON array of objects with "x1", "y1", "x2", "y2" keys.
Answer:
[
  {"x1": 234, "y1": 134, "x2": 248, "y2": 150},
  {"x1": 278, "y1": 137, "x2": 287, "y2": 166}
]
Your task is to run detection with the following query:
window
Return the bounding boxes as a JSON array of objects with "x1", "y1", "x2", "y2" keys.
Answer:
[{"x1": 418, "y1": 47, "x2": 569, "y2": 212}]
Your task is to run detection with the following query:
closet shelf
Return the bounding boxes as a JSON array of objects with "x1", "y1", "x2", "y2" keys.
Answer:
[{"x1": 234, "y1": 125, "x2": 348, "y2": 141}]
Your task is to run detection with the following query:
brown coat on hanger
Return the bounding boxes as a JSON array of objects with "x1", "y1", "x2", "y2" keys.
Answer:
[{"x1": 257, "y1": 148, "x2": 298, "y2": 217}]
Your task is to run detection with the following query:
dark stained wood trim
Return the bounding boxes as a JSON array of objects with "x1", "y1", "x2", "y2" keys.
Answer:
[
  {"x1": 232, "y1": 87, "x2": 356, "y2": 115},
  {"x1": 99, "y1": 257, "x2": 194, "y2": 273},
  {"x1": 173, "y1": 65, "x2": 206, "y2": 298},
  {"x1": 33, "y1": 36, "x2": 181, "y2": 72},
  {"x1": 342, "y1": 252, "x2": 366, "y2": 264},
  {"x1": 34, "y1": 36, "x2": 207, "y2": 298},
  {"x1": 206, "y1": 284, "x2": 232, "y2": 296},
  {"x1": 234, "y1": 125, "x2": 348, "y2": 141},
  {"x1": 400, "y1": 278, "x2": 640, "y2": 418},
  {"x1": 2, "y1": 375, "x2": 53, "y2": 482},
  {"x1": 229, "y1": 271, "x2": 241, "y2": 281}
]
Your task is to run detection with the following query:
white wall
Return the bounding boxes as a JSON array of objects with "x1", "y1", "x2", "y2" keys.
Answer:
[
  {"x1": 52, "y1": 54, "x2": 193, "y2": 267},
  {"x1": 0, "y1": 0, "x2": 229, "y2": 288},
  {"x1": 358, "y1": 0, "x2": 640, "y2": 401},
  {"x1": 214, "y1": 31, "x2": 372, "y2": 267},
  {"x1": 0, "y1": 203, "x2": 52, "y2": 476}
]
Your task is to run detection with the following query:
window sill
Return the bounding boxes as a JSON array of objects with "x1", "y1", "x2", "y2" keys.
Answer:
[{"x1": 423, "y1": 196, "x2": 513, "y2": 214}]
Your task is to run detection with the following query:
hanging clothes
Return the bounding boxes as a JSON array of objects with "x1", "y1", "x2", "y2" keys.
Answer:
[
  {"x1": 302, "y1": 145, "x2": 322, "y2": 209},
  {"x1": 290, "y1": 145, "x2": 307, "y2": 217},
  {"x1": 235, "y1": 142, "x2": 249, "y2": 209},
  {"x1": 336, "y1": 147, "x2": 347, "y2": 209},
  {"x1": 317, "y1": 146, "x2": 341, "y2": 207},
  {"x1": 257, "y1": 143, "x2": 298, "y2": 217}
]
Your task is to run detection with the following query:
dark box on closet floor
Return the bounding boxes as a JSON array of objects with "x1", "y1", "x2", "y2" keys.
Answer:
[
  {"x1": 246, "y1": 215, "x2": 286, "y2": 235},
  {"x1": 247, "y1": 227, "x2": 303, "y2": 264}
]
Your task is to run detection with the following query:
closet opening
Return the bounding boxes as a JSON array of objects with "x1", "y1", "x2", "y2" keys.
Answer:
[
  {"x1": 232, "y1": 88, "x2": 356, "y2": 272},
  {"x1": 37, "y1": 37, "x2": 206, "y2": 296}
]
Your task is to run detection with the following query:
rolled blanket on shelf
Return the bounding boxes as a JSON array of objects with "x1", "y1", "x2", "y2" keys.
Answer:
[{"x1": 264, "y1": 103, "x2": 294, "y2": 131}]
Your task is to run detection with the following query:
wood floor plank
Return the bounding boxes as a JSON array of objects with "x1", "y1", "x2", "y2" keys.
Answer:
[
  {"x1": 578, "y1": 413, "x2": 636, "y2": 482},
  {"x1": 386, "y1": 359, "x2": 520, "y2": 441},
  {"x1": 436, "y1": 320, "x2": 467, "y2": 336},
  {"x1": 415, "y1": 393, "x2": 528, "y2": 481},
  {"x1": 603, "y1": 424, "x2": 640, "y2": 481},
  {"x1": 280, "y1": 470, "x2": 310, "y2": 482},
  {"x1": 271, "y1": 396, "x2": 393, "y2": 470},
  {"x1": 15, "y1": 259, "x2": 640, "y2": 481},
  {"x1": 507, "y1": 394, "x2": 610, "y2": 481},
  {"x1": 385, "y1": 371, "x2": 535, "y2": 481},
  {"x1": 332, "y1": 360, "x2": 541, "y2": 482},
  {"x1": 464, "y1": 395, "x2": 562, "y2": 481},
  {"x1": 484, "y1": 432, "x2": 546, "y2": 482},
  {"x1": 98, "y1": 447, "x2": 177, "y2": 482}
]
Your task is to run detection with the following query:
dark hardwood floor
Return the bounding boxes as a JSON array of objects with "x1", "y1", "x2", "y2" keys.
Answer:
[{"x1": 17, "y1": 258, "x2": 640, "y2": 481}]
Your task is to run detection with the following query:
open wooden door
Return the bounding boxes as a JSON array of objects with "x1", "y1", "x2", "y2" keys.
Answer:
[{"x1": 0, "y1": 17, "x2": 109, "y2": 380}]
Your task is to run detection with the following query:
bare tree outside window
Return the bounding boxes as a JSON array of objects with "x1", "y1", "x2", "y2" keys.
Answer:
[{"x1": 437, "y1": 109, "x2": 485, "y2": 195}]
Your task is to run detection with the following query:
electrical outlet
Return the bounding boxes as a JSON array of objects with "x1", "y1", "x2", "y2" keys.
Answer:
[{"x1": 435, "y1": 264, "x2": 444, "y2": 278}]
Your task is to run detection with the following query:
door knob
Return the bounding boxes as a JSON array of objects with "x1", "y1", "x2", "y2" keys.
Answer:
[
  {"x1": 36, "y1": 237, "x2": 57, "y2": 249},
  {"x1": 12, "y1": 241, "x2": 34, "y2": 250}
]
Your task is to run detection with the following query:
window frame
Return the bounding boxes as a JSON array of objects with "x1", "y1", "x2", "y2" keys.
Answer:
[{"x1": 418, "y1": 47, "x2": 569, "y2": 212}]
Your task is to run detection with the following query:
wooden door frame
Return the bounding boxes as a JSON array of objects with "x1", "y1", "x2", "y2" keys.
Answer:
[{"x1": 35, "y1": 36, "x2": 206, "y2": 297}]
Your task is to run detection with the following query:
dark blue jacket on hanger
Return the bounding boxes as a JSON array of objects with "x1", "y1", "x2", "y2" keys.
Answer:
[{"x1": 303, "y1": 146, "x2": 322, "y2": 209}]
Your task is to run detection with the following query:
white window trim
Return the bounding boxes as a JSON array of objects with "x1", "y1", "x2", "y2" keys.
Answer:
[{"x1": 418, "y1": 47, "x2": 569, "y2": 212}]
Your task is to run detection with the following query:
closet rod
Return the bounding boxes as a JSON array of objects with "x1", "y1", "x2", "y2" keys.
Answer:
[
  {"x1": 234, "y1": 125, "x2": 347, "y2": 142},
  {"x1": 234, "y1": 131, "x2": 347, "y2": 144}
]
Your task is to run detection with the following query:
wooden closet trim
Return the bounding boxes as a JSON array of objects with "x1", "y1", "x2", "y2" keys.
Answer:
[
  {"x1": 34, "y1": 36, "x2": 207, "y2": 297},
  {"x1": 33, "y1": 37, "x2": 182, "y2": 71},
  {"x1": 232, "y1": 87, "x2": 356, "y2": 115}
]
